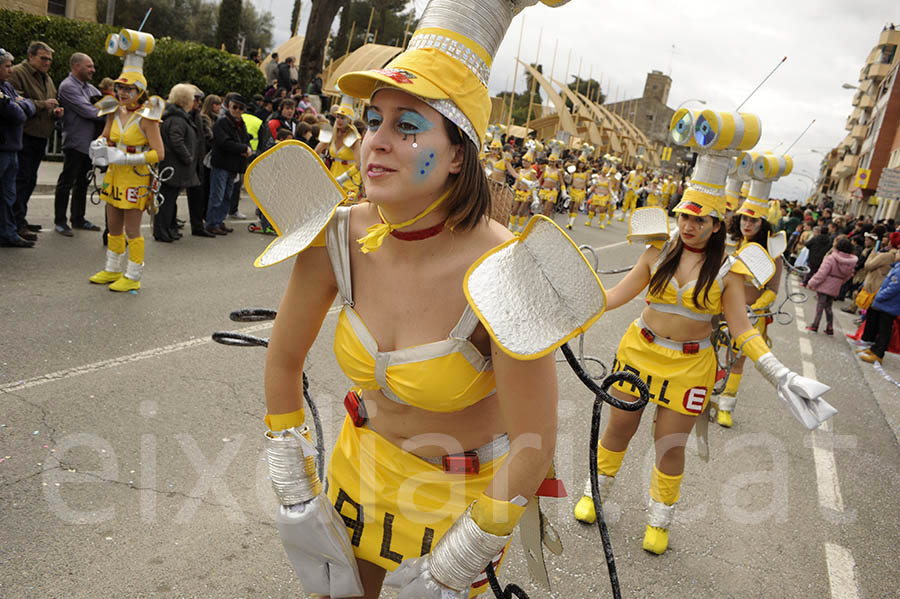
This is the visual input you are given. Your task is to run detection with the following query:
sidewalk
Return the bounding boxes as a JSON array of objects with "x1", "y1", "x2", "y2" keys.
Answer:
[{"x1": 34, "y1": 157, "x2": 63, "y2": 194}]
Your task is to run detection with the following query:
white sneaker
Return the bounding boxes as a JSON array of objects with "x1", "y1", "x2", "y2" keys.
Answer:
[
  {"x1": 850, "y1": 338, "x2": 872, "y2": 348},
  {"x1": 228, "y1": 211, "x2": 248, "y2": 220}
]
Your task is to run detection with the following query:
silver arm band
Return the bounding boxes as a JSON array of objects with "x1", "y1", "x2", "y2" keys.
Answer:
[
  {"x1": 264, "y1": 426, "x2": 321, "y2": 506},
  {"x1": 429, "y1": 504, "x2": 511, "y2": 592}
]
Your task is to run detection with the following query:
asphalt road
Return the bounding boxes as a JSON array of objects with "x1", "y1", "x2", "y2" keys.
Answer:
[{"x1": 2, "y1": 192, "x2": 899, "y2": 598}]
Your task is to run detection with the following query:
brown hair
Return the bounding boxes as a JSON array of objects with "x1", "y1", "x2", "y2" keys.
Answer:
[
  {"x1": 437, "y1": 119, "x2": 490, "y2": 231},
  {"x1": 727, "y1": 213, "x2": 771, "y2": 245},
  {"x1": 649, "y1": 218, "x2": 727, "y2": 309}
]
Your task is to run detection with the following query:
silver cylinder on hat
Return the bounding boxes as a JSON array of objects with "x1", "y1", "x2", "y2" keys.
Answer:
[{"x1": 417, "y1": 0, "x2": 513, "y2": 61}]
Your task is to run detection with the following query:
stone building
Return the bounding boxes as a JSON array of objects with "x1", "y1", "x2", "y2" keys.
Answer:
[
  {"x1": 825, "y1": 25, "x2": 900, "y2": 217},
  {"x1": 6, "y1": 0, "x2": 97, "y2": 21},
  {"x1": 604, "y1": 70, "x2": 675, "y2": 145}
]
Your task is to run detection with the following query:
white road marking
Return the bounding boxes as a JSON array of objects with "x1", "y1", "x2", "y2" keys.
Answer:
[
  {"x1": 0, "y1": 306, "x2": 342, "y2": 395},
  {"x1": 825, "y1": 543, "x2": 860, "y2": 599},
  {"x1": 804, "y1": 357, "x2": 843, "y2": 513},
  {"x1": 798, "y1": 337, "x2": 812, "y2": 356}
]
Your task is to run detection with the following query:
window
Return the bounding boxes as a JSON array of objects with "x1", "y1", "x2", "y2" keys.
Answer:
[
  {"x1": 646, "y1": 114, "x2": 654, "y2": 121},
  {"x1": 47, "y1": 0, "x2": 66, "y2": 16}
]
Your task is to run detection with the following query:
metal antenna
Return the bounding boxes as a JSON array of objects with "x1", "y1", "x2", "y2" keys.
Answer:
[
  {"x1": 735, "y1": 56, "x2": 787, "y2": 111},
  {"x1": 137, "y1": 7, "x2": 152, "y2": 32},
  {"x1": 784, "y1": 119, "x2": 816, "y2": 154}
]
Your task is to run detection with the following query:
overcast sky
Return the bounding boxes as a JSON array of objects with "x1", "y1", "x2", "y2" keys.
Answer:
[{"x1": 256, "y1": 0, "x2": 900, "y2": 202}]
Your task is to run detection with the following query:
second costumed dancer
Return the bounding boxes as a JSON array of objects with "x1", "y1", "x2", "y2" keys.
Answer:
[
  {"x1": 249, "y1": 1, "x2": 588, "y2": 598},
  {"x1": 573, "y1": 108, "x2": 836, "y2": 555},
  {"x1": 88, "y1": 29, "x2": 165, "y2": 292}
]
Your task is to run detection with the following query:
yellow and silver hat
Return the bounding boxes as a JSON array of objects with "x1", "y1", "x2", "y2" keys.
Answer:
[
  {"x1": 522, "y1": 150, "x2": 534, "y2": 162},
  {"x1": 337, "y1": 0, "x2": 572, "y2": 148},
  {"x1": 105, "y1": 28, "x2": 155, "y2": 93},
  {"x1": 490, "y1": 139, "x2": 502, "y2": 149},
  {"x1": 334, "y1": 94, "x2": 356, "y2": 118},
  {"x1": 737, "y1": 153, "x2": 792, "y2": 221}
]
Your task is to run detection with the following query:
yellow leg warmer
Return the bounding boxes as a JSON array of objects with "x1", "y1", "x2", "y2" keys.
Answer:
[
  {"x1": 108, "y1": 233, "x2": 126, "y2": 255},
  {"x1": 724, "y1": 373, "x2": 742, "y2": 397},
  {"x1": 650, "y1": 466, "x2": 683, "y2": 505},
  {"x1": 597, "y1": 442, "x2": 627, "y2": 477},
  {"x1": 128, "y1": 236, "x2": 145, "y2": 265},
  {"x1": 508, "y1": 215, "x2": 516, "y2": 230}
]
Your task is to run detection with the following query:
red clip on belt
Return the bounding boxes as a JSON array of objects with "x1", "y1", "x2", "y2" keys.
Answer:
[
  {"x1": 343, "y1": 390, "x2": 367, "y2": 427},
  {"x1": 640, "y1": 327, "x2": 655, "y2": 343}
]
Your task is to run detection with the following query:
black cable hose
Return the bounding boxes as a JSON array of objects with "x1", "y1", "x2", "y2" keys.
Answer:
[
  {"x1": 485, "y1": 561, "x2": 529, "y2": 598},
  {"x1": 229, "y1": 308, "x2": 278, "y2": 322},
  {"x1": 561, "y1": 343, "x2": 650, "y2": 599}
]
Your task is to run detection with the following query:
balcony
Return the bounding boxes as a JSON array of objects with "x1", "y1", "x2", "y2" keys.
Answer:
[
  {"x1": 877, "y1": 29, "x2": 900, "y2": 48},
  {"x1": 858, "y1": 94, "x2": 874, "y2": 109},
  {"x1": 869, "y1": 62, "x2": 892, "y2": 79},
  {"x1": 850, "y1": 124, "x2": 868, "y2": 140},
  {"x1": 832, "y1": 154, "x2": 859, "y2": 179}
]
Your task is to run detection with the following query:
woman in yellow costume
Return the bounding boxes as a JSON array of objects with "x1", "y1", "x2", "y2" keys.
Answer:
[
  {"x1": 565, "y1": 159, "x2": 589, "y2": 229},
  {"x1": 572, "y1": 120, "x2": 833, "y2": 555},
  {"x1": 584, "y1": 166, "x2": 612, "y2": 228},
  {"x1": 716, "y1": 154, "x2": 791, "y2": 428},
  {"x1": 254, "y1": 1, "x2": 580, "y2": 597},
  {"x1": 485, "y1": 139, "x2": 516, "y2": 224},
  {"x1": 538, "y1": 154, "x2": 562, "y2": 217},
  {"x1": 618, "y1": 163, "x2": 644, "y2": 221},
  {"x1": 88, "y1": 29, "x2": 164, "y2": 292},
  {"x1": 317, "y1": 96, "x2": 362, "y2": 199},
  {"x1": 508, "y1": 150, "x2": 537, "y2": 234},
  {"x1": 645, "y1": 176, "x2": 661, "y2": 207}
]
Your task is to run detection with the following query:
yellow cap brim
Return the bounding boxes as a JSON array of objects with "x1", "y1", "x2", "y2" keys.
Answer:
[{"x1": 673, "y1": 188, "x2": 725, "y2": 219}]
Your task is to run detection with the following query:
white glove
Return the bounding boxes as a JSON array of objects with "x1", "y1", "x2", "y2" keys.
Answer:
[
  {"x1": 89, "y1": 138, "x2": 110, "y2": 167},
  {"x1": 105, "y1": 146, "x2": 129, "y2": 165},
  {"x1": 275, "y1": 494, "x2": 364, "y2": 598},
  {"x1": 384, "y1": 557, "x2": 467, "y2": 599},
  {"x1": 755, "y1": 353, "x2": 837, "y2": 429}
]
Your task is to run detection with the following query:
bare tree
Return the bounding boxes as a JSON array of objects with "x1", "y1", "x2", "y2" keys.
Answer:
[{"x1": 298, "y1": 0, "x2": 342, "y2": 89}]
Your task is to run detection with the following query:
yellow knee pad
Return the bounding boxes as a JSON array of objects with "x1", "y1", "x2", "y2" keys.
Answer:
[
  {"x1": 127, "y1": 236, "x2": 145, "y2": 265},
  {"x1": 108, "y1": 233, "x2": 126, "y2": 255},
  {"x1": 650, "y1": 466, "x2": 683, "y2": 505}
]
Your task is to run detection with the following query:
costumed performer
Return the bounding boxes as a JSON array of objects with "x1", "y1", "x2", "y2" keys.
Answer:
[
  {"x1": 566, "y1": 159, "x2": 588, "y2": 229},
  {"x1": 485, "y1": 139, "x2": 516, "y2": 226},
  {"x1": 256, "y1": 1, "x2": 582, "y2": 597},
  {"x1": 618, "y1": 163, "x2": 644, "y2": 221},
  {"x1": 88, "y1": 29, "x2": 164, "y2": 292},
  {"x1": 317, "y1": 94, "x2": 362, "y2": 200},
  {"x1": 509, "y1": 150, "x2": 537, "y2": 234},
  {"x1": 538, "y1": 153, "x2": 562, "y2": 217},
  {"x1": 585, "y1": 166, "x2": 612, "y2": 228},
  {"x1": 717, "y1": 153, "x2": 792, "y2": 427},
  {"x1": 572, "y1": 109, "x2": 835, "y2": 555}
]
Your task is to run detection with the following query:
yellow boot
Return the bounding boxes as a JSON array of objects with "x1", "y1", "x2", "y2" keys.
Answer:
[
  {"x1": 717, "y1": 374, "x2": 741, "y2": 428},
  {"x1": 90, "y1": 235, "x2": 126, "y2": 284},
  {"x1": 584, "y1": 216, "x2": 593, "y2": 226},
  {"x1": 574, "y1": 443, "x2": 626, "y2": 524},
  {"x1": 642, "y1": 467, "x2": 682, "y2": 555},
  {"x1": 109, "y1": 236, "x2": 144, "y2": 292},
  {"x1": 598, "y1": 213, "x2": 606, "y2": 229}
]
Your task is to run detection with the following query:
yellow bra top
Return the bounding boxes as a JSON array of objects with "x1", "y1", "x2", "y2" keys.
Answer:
[
  {"x1": 645, "y1": 247, "x2": 734, "y2": 322},
  {"x1": 517, "y1": 169, "x2": 536, "y2": 184},
  {"x1": 544, "y1": 169, "x2": 559, "y2": 182},
  {"x1": 492, "y1": 158, "x2": 506, "y2": 171},
  {"x1": 327, "y1": 207, "x2": 495, "y2": 412},
  {"x1": 329, "y1": 141, "x2": 356, "y2": 163},
  {"x1": 111, "y1": 112, "x2": 149, "y2": 149},
  {"x1": 627, "y1": 172, "x2": 643, "y2": 187},
  {"x1": 572, "y1": 172, "x2": 588, "y2": 185}
]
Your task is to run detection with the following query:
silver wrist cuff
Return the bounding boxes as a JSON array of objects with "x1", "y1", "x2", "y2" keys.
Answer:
[
  {"x1": 264, "y1": 426, "x2": 321, "y2": 506},
  {"x1": 647, "y1": 498, "x2": 675, "y2": 528},
  {"x1": 429, "y1": 504, "x2": 511, "y2": 592},
  {"x1": 754, "y1": 352, "x2": 788, "y2": 388}
]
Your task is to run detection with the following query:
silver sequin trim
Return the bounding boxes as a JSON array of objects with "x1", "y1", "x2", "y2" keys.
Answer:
[
  {"x1": 409, "y1": 32, "x2": 491, "y2": 86},
  {"x1": 425, "y1": 98, "x2": 480, "y2": 148}
]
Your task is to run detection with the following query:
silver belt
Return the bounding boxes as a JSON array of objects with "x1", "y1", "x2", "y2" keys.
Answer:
[
  {"x1": 636, "y1": 316, "x2": 711, "y2": 354},
  {"x1": 364, "y1": 421, "x2": 509, "y2": 471}
]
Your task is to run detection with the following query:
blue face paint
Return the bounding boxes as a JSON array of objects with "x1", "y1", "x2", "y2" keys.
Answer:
[
  {"x1": 365, "y1": 108, "x2": 382, "y2": 131},
  {"x1": 414, "y1": 148, "x2": 438, "y2": 183},
  {"x1": 397, "y1": 110, "x2": 434, "y2": 135}
]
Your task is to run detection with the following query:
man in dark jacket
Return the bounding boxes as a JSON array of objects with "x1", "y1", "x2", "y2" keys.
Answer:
[
  {"x1": 276, "y1": 58, "x2": 293, "y2": 92},
  {"x1": 156, "y1": 84, "x2": 201, "y2": 242},
  {"x1": 186, "y1": 87, "x2": 214, "y2": 237},
  {"x1": 8, "y1": 41, "x2": 62, "y2": 237},
  {"x1": 0, "y1": 48, "x2": 37, "y2": 247},
  {"x1": 205, "y1": 94, "x2": 250, "y2": 235},
  {"x1": 804, "y1": 225, "x2": 835, "y2": 284}
]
